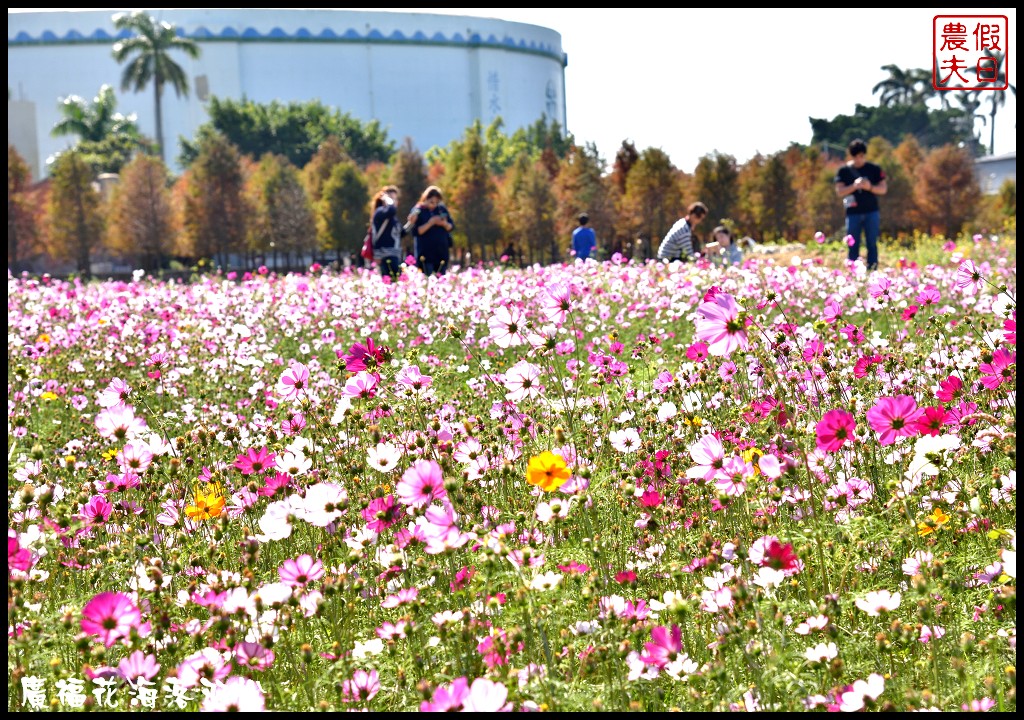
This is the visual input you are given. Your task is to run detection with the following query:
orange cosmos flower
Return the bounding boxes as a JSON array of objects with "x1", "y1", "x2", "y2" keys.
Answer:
[
  {"x1": 185, "y1": 484, "x2": 226, "y2": 521},
  {"x1": 918, "y1": 507, "x2": 950, "y2": 537},
  {"x1": 526, "y1": 451, "x2": 570, "y2": 492}
]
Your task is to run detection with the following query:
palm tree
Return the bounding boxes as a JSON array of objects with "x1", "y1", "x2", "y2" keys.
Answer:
[
  {"x1": 111, "y1": 10, "x2": 200, "y2": 162},
  {"x1": 51, "y1": 84, "x2": 140, "y2": 143},
  {"x1": 872, "y1": 64, "x2": 918, "y2": 107},
  {"x1": 967, "y1": 51, "x2": 1016, "y2": 154}
]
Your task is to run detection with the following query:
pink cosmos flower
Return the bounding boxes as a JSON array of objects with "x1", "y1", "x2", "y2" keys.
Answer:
[
  {"x1": 714, "y1": 456, "x2": 752, "y2": 497},
  {"x1": 935, "y1": 374, "x2": 963, "y2": 402},
  {"x1": 276, "y1": 361, "x2": 310, "y2": 401},
  {"x1": 234, "y1": 446, "x2": 276, "y2": 475},
  {"x1": 117, "y1": 443, "x2": 154, "y2": 474},
  {"x1": 421, "y1": 677, "x2": 471, "y2": 712},
  {"x1": 81, "y1": 592, "x2": 142, "y2": 647},
  {"x1": 541, "y1": 283, "x2": 577, "y2": 326},
  {"x1": 95, "y1": 405, "x2": 148, "y2": 441},
  {"x1": 200, "y1": 676, "x2": 266, "y2": 712},
  {"x1": 396, "y1": 365, "x2": 433, "y2": 392},
  {"x1": 915, "y1": 406, "x2": 954, "y2": 436},
  {"x1": 381, "y1": 587, "x2": 419, "y2": 609},
  {"x1": 686, "y1": 341, "x2": 709, "y2": 362},
  {"x1": 342, "y1": 337, "x2": 384, "y2": 372},
  {"x1": 343, "y1": 668, "x2": 381, "y2": 703},
  {"x1": 640, "y1": 624, "x2": 684, "y2": 668},
  {"x1": 362, "y1": 494, "x2": 405, "y2": 533},
  {"x1": 97, "y1": 377, "x2": 132, "y2": 409},
  {"x1": 867, "y1": 396, "x2": 924, "y2": 446},
  {"x1": 979, "y1": 348, "x2": 1014, "y2": 389},
  {"x1": 488, "y1": 304, "x2": 528, "y2": 348},
  {"x1": 1005, "y1": 314, "x2": 1016, "y2": 345},
  {"x1": 117, "y1": 650, "x2": 160, "y2": 681},
  {"x1": 343, "y1": 371, "x2": 381, "y2": 399},
  {"x1": 503, "y1": 360, "x2": 543, "y2": 402},
  {"x1": 955, "y1": 259, "x2": 984, "y2": 293},
  {"x1": 916, "y1": 285, "x2": 941, "y2": 305},
  {"x1": 686, "y1": 434, "x2": 726, "y2": 482},
  {"x1": 8, "y1": 533, "x2": 33, "y2": 574},
  {"x1": 234, "y1": 641, "x2": 276, "y2": 671},
  {"x1": 397, "y1": 459, "x2": 447, "y2": 507},
  {"x1": 816, "y1": 409, "x2": 856, "y2": 452},
  {"x1": 867, "y1": 277, "x2": 891, "y2": 300},
  {"x1": 177, "y1": 647, "x2": 231, "y2": 689},
  {"x1": 814, "y1": 231, "x2": 826, "y2": 244},
  {"x1": 839, "y1": 674, "x2": 885, "y2": 712},
  {"x1": 278, "y1": 554, "x2": 325, "y2": 587},
  {"x1": 694, "y1": 292, "x2": 748, "y2": 357},
  {"x1": 845, "y1": 234, "x2": 856, "y2": 247},
  {"x1": 80, "y1": 495, "x2": 113, "y2": 525},
  {"x1": 822, "y1": 298, "x2": 843, "y2": 324}
]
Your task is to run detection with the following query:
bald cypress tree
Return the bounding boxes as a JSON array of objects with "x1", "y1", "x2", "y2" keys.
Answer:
[{"x1": 47, "y1": 151, "x2": 105, "y2": 277}]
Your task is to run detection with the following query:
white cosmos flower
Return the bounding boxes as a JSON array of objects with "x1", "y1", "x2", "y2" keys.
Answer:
[
  {"x1": 855, "y1": 589, "x2": 901, "y2": 616},
  {"x1": 804, "y1": 642, "x2": 838, "y2": 663},
  {"x1": 657, "y1": 402, "x2": 678, "y2": 423},
  {"x1": 276, "y1": 450, "x2": 312, "y2": 476},
  {"x1": 366, "y1": 442, "x2": 402, "y2": 473},
  {"x1": 609, "y1": 427, "x2": 642, "y2": 453},
  {"x1": 352, "y1": 637, "x2": 384, "y2": 660},
  {"x1": 529, "y1": 571, "x2": 562, "y2": 592}
]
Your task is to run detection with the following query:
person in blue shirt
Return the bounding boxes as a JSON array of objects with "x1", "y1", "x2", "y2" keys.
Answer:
[{"x1": 571, "y1": 213, "x2": 597, "y2": 261}]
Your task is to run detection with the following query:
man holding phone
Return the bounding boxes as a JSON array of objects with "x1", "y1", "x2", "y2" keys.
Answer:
[{"x1": 834, "y1": 138, "x2": 887, "y2": 271}]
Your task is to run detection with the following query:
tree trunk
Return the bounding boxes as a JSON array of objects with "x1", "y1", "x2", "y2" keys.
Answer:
[{"x1": 154, "y1": 81, "x2": 165, "y2": 163}]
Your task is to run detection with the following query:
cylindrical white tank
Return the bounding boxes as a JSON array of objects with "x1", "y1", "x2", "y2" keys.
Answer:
[{"x1": 8, "y1": 9, "x2": 567, "y2": 176}]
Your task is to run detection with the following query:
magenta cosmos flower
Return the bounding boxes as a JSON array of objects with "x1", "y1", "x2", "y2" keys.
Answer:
[
  {"x1": 234, "y1": 446, "x2": 276, "y2": 475},
  {"x1": 866, "y1": 396, "x2": 924, "y2": 446},
  {"x1": 397, "y1": 459, "x2": 447, "y2": 508},
  {"x1": 81, "y1": 592, "x2": 142, "y2": 647},
  {"x1": 278, "y1": 554, "x2": 325, "y2": 587},
  {"x1": 694, "y1": 292, "x2": 749, "y2": 357},
  {"x1": 815, "y1": 409, "x2": 857, "y2": 452},
  {"x1": 640, "y1": 624, "x2": 684, "y2": 668},
  {"x1": 979, "y1": 348, "x2": 1014, "y2": 390},
  {"x1": 342, "y1": 337, "x2": 385, "y2": 372}
]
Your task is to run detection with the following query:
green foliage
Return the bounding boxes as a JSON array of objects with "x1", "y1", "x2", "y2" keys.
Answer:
[
  {"x1": 51, "y1": 85, "x2": 141, "y2": 144},
  {"x1": 179, "y1": 97, "x2": 395, "y2": 170},
  {"x1": 430, "y1": 115, "x2": 573, "y2": 177},
  {"x1": 111, "y1": 10, "x2": 201, "y2": 162},
  {"x1": 447, "y1": 122, "x2": 501, "y2": 260},
  {"x1": 74, "y1": 133, "x2": 157, "y2": 175},
  {"x1": 500, "y1": 154, "x2": 558, "y2": 264},
  {"x1": 389, "y1": 139, "x2": 429, "y2": 221},
  {"x1": 317, "y1": 160, "x2": 369, "y2": 260},
  {"x1": 552, "y1": 142, "x2": 613, "y2": 256},
  {"x1": 619, "y1": 147, "x2": 682, "y2": 246},
  {"x1": 182, "y1": 132, "x2": 248, "y2": 265},
  {"x1": 46, "y1": 151, "x2": 105, "y2": 276},
  {"x1": 246, "y1": 154, "x2": 317, "y2": 259},
  {"x1": 810, "y1": 103, "x2": 976, "y2": 152},
  {"x1": 693, "y1": 152, "x2": 740, "y2": 230}
]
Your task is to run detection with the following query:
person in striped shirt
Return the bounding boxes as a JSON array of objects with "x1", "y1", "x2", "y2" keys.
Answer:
[{"x1": 657, "y1": 202, "x2": 708, "y2": 262}]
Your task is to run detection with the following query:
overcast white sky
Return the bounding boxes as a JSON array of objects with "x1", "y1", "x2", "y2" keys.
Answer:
[{"x1": 12, "y1": 8, "x2": 1017, "y2": 172}]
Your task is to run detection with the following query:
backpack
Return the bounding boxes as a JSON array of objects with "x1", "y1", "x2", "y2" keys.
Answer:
[{"x1": 360, "y1": 225, "x2": 374, "y2": 261}]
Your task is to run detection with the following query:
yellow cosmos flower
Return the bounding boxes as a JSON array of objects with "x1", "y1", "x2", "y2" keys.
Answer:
[
  {"x1": 36, "y1": 334, "x2": 51, "y2": 344},
  {"x1": 41, "y1": 391, "x2": 59, "y2": 401},
  {"x1": 918, "y1": 507, "x2": 950, "y2": 537},
  {"x1": 185, "y1": 483, "x2": 226, "y2": 521},
  {"x1": 741, "y1": 447, "x2": 764, "y2": 473},
  {"x1": 526, "y1": 451, "x2": 571, "y2": 493}
]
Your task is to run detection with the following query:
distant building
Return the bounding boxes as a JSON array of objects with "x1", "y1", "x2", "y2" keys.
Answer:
[
  {"x1": 8, "y1": 9, "x2": 568, "y2": 177},
  {"x1": 974, "y1": 151, "x2": 1016, "y2": 194}
]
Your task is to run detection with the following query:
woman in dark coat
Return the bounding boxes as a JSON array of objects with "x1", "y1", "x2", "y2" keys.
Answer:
[{"x1": 405, "y1": 185, "x2": 454, "y2": 277}]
